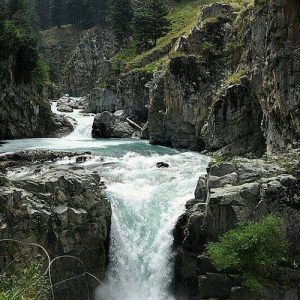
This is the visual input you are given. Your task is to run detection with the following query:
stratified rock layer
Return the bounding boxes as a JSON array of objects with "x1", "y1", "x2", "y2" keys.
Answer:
[{"x1": 63, "y1": 26, "x2": 118, "y2": 96}]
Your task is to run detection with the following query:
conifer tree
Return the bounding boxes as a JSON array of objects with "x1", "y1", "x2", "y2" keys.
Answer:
[
  {"x1": 65, "y1": 0, "x2": 82, "y2": 25},
  {"x1": 83, "y1": 0, "x2": 107, "y2": 28},
  {"x1": 36, "y1": 0, "x2": 51, "y2": 29},
  {"x1": 133, "y1": 0, "x2": 170, "y2": 50},
  {"x1": 49, "y1": 0, "x2": 63, "y2": 28},
  {"x1": 110, "y1": 0, "x2": 133, "y2": 43}
]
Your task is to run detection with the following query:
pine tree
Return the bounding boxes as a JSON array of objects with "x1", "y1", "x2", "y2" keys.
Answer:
[
  {"x1": 133, "y1": 0, "x2": 170, "y2": 50},
  {"x1": 36, "y1": 0, "x2": 51, "y2": 29},
  {"x1": 83, "y1": 0, "x2": 107, "y2": 28},
  {"x1": 49, "y1": 0, "x2": 63, "y2": 28},
  {"x1": 8, "y1": 0, "x2": 26, "y2": 16},
  {"x1": 147, "y1": 0, "x2": 170, "y2": 46},
  {"x1": 110, "y1": 0, "x2": 133, "y2": 43},
  {"x1": 65, "y1": 0, "x2": 82, "y2": 25}
]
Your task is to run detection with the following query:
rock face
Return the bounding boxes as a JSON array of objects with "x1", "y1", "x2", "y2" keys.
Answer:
[
  {"x1": 201, "y1": 79, "x2": 266, "y2": 156},
  {"x1": 117, "y1": 71, "x2": 153, "y2": 122},
  {"x1": 173, "y1": 153, "x2": 300, "y2": 299},
  {"x1": 147, "y1": 0, "x2": 299, "y2": 154},
  {"x1": 85, "y1": 88, "x2": 121, "y2": 114},
  {"x1": 63, "y1": 26, "x2": 118, "y2": 96},
  {"x1": 0, "y1": 151, "x2": 112, "y2": 281},
  {"x1": 244, "y1": 0, "x2": 300, "y2": 152},
  {"x1": 92, "y1": 111, "x2": 135, "y2": 138},
  {"x1": 148, "y1": 3, "x2": 236, "y2": 150},
  {"x1": 0, "y1": 81, "x2": 73, "y2": 139}
]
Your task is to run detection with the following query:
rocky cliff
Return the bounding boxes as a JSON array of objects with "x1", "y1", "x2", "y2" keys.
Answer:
[
  {"x1": 173, "y1": 151, "x2": 300, "y2": 299},
  {"x1": 0, "y1": 81, "x2": 73, "y2": 140},
  {"x1": 148, "y1": 3, "x2": 237, "y2": 150},
  {"x1": 63, "y1": 26, "x2": 119, "y2": 96},
  {"x1": 0, "y1": 150, "x2": 112, "y2": 298},
  {"x1": 147, "y1": 0, "x2": 299, "y2": 155}
]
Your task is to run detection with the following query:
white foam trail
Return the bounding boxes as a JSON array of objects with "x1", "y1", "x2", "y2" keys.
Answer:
[{"x1": 51, "y1": 101, "x2": 94, "y2": 140}]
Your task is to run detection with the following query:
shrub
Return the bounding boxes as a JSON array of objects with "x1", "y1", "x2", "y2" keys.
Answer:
[
  {"x1": 206, "y1": 215, "x2": 287, "y2": 289},
  {"x1": 225, "y1": 67, "x2": 246, "y2": 85},
  {"x1": 32, "y1": 56, "x2": 50, "y2": 87}
]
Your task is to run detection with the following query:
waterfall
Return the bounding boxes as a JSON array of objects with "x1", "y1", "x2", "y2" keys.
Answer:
[
  {"x1": 1, "y1": 100, "x2": 209, "y2": 299},
  {"x1": 51, "y1": 101, "x2": 94, "y2": 140},
  {"x1": 96, "y1": 152, "x2": 209, "y2": 300}
]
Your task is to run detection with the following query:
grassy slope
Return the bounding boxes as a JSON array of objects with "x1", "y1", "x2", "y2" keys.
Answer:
[{"x1": 113, "y1": 0, "x2": 215, "y2": 74}]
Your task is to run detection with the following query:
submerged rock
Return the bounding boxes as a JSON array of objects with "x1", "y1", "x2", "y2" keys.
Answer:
[{"x1": 156, "y1": 162, "x2": 169, "y2": 168}]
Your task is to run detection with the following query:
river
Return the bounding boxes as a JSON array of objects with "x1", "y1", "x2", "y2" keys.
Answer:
[{"x1": 0, "y1": 101, "x2": 209, "y2": 300}]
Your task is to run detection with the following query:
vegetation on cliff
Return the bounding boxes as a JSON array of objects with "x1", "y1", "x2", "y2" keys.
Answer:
[{"x1": 207, "y1": 215, "x2": 289, "y2": 289}]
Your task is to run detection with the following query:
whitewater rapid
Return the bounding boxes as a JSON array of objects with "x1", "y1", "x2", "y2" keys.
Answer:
[{"x1": 0, "y1": 100, "x2": 210, "y2": 300}]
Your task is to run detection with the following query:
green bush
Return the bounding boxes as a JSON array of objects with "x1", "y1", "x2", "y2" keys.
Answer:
[
  {"x1": 0, "y1": 20, "x2": 39, "y2": 84},
  {"x1": 206, "y1": 215, "x2": 287, "y2": 289},
  {"x1": 32, "y1": 56, "x2": 50, "y2": 87}
]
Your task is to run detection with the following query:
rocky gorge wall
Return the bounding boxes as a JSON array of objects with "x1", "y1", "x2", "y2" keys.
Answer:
[
  {"x1": 0, "y1": 151, "x2": 112, "y2": 298},
  {"x1": 0, "y1": 81, "x2": 73, "y2": 140},
  {"x1": 62, "y1": 26, "x2": 119, "y2": 96},
  {"x1": 173, "y1": 152, "x2": 300, "y2": 299},
  {"x1": 147, "y1": 0, "x2": 299, "y2": 155}
]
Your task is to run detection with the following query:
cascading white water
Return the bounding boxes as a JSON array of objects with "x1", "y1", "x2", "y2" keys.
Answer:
[
  {"x1": 1, "y1": 99, "x2": 210, "y2": 300},
  {"x1": 51, "y1": 101, "x2": 94, "y2": 140},
  {"x1": 94, "y1": 151, "x2": 209, "y2": 300}
]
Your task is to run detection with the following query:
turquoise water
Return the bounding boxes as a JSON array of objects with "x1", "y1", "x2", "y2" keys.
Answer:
[
  {"x1": 0, "y1": 137, "x2": 179, "y2": 157},
  {"x1": 1, "y1": 104, "x2": 209, "y2": 300}
]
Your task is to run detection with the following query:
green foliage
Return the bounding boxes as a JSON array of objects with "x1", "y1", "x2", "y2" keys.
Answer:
[
  {"x1": 0, "y1": 259, "x2": 49, "y2": 299},
  {"x1": 49, "y1": 0, "x2": 63, "y2": 27},
  {"x1": 111, "y1": 44, "x2": 137, "y2": 75},
  {"x1": 206, "y1": 215, "x2": 288, "y2": 289},
  {"x1": 133, "y1": 0, "x2": 170, "y2": 50},
  {"x1": 110, "y1": 0, "x2": 133, "y2": 43},
  {"x1": 112, "y1": 0, "x2": 212, "y2": 73},
  {"x1": 201, "y1": 41, "x2": 218, "y2": 56},
  {"x1": 224, "y1": 40, "x2": 241, "y2": 68},
  {"x1": 32, "y1": 56, "x2": 50, "y2": 86},
  {"x1": 201, "y1": 16, "x2": 219, "y2": 26},
  {"x1": 212, "y1": 153, "x2": 224, "y2": 165},
  {"x1": 0, "y1": 20, "x2": 38, "y2": 83},
  {"x1": 226, "y1": 67, "x2": 246, "y2": 85}
]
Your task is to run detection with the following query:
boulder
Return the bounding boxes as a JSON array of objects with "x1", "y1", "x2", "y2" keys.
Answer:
[
  {"x1": 57, "y1": 104, "x2": 73, "y2": 113},
  {"x1": 92, "y1": 111, "x2": 135, "y2": 138}
]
